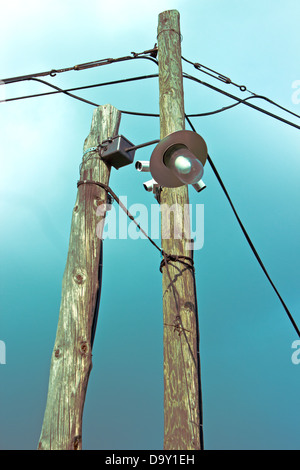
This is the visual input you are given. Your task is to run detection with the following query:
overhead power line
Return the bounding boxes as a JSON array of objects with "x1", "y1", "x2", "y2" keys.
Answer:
[
  {"x1": 182, "y1": 55, "x2": 251, "y2": 93},
  {"x1": 185, "y1": 114, "x2": 300, "y2": 338},
  {"x1": 0, "y1": 48, "x2": 299, "y2": 336},
  {"x1": 2, "y1": 71, "x2": 299, "y2": 127},
  {"x1": 1, "y1": 72, "x2": 299, "y2": 126},
  {"x1": 1, "y1": 52, "x2": 299, "y2": 130},
  {"x1": 0, "y1": 46, "x2": 158, "y2": 85},
  {"x1": 0, "y1": 74, "x2": 159, "y2": 104},
  {"x1": 183, "y1": 73, "x2": 300, "y2": 130},
  {"x1": 30, "y1": 77, "x2": 100, "y2": 107},
  {"x1": 182, "y1": 55, "x2": 300, "y2": 120},
  {"x1": 186, "y1": 93, "x2": 300, "y2": 120}
]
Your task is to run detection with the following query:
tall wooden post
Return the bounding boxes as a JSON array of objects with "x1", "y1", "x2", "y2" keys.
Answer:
[
  {"x1": 157, "y1": 10, "x2": 203, "y2": 450},
  {"x1": 38, "y1": 104, "x2": 121, "y2": 450}
]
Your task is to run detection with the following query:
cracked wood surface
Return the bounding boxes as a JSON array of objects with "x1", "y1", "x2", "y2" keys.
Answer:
[
  {"x1": 38, "y1": 104, "x2": 121, "y2": 450},
  {"x1": 158, "y1": 10, "x2": 203, "y2": 450}
]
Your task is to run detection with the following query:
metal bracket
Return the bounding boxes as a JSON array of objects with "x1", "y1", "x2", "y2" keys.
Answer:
[{"x1": 82, "y1": 146, "x2": 99, "y2": 158}]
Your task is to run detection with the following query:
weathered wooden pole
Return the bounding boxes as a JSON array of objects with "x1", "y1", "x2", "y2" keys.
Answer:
[
  {"x1": 38, "y1": 104, "x2": 121, "y2": 450},
  {"x1": 157, "y1": 10, "x2": 203, "y2": 450}
]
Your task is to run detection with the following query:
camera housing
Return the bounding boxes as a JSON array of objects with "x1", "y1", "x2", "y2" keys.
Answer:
[
  {"x1": 143, "y1": 178, "x2": 158, "y2": 192},
  {"x1": 135, "y1": 161, "x2": 151, "y2": 172}
]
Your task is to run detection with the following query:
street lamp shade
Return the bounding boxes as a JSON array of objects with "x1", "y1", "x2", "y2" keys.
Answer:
[{"x1": 150, "y1": 130, "x2": 207, "y2": 188}]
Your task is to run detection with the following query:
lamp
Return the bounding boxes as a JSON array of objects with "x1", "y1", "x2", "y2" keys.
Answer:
[{"x1": 149, "y1": 130, "x2": 207, "y2": 188}]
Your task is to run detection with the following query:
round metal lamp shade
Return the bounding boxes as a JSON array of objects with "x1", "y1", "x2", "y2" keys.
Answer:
[{"x1": 150, "y1": 130, "x2": 207, "y2": 188}]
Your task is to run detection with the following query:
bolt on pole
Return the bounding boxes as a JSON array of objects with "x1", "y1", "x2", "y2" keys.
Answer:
[{"x1": 157, "y1": 9, "x2": 204, "y2": 450}]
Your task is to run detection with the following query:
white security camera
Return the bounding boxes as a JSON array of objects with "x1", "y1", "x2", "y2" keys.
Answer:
[
  {"x1": 135, "y1": 161, "x2": 151, "y2": 172},
  {"x1": 143, "y1": 178, "x2": 158, "y2": 192},
  {"x1": 192, "y1": 180, "x2": 206, "y2": 193}
]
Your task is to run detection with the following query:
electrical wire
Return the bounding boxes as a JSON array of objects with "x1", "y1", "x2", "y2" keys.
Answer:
[
  {"x1": 182, "y1": 55, "x2": 300, "y2": 120},
  {"x1": 0, "y1": 74, "x2": 161, "y2": 116},
  {"x1": 119, "y1": 109, "x2": 159, "y2": 117},
  {"x1": 0, "y1": 46, "x2": 158, "y2": 85},
  {"x1": 0, "y1": 74, "x2": 159, "y2": 104},
  {"x1": 183, "y1": 73, "x2": 300, "y2": 130},
  {"x1": 31, "y1": 77, "x2": 160, "y2": 116},
  {"x1": 30, "y1": 77, "x2": 100, "y2": 107},
  {"x1": 182, "y1": 55, "x2": 250, "y2": 93},
  {"x1": 2, "y1": 72, "x2": 299, "y2": 128},
  {"x1": 185, "y1": 114, "x2": 300, "y2": 338},
  {"x1": 186, "y1": 94, "x2": 300, "y2": 119},
  {"x1": 2, "y1": 51, "x2": 299, "y2": 128},
  {"x1": 3, "y1": 72, "x2": 299, "y2": 126}
]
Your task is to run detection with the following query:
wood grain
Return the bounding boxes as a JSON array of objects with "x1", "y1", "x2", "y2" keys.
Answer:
[
  {"x1": 158, "y1": 10, "x2": 203, "y2": 450},
  {"x1": 38, "y1": 105, "x2": 121, "y2": 450}
]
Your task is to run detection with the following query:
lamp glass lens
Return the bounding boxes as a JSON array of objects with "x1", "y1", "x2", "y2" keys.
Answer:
[{"x1": 164, "y1": 145, "x2": 204, "y2": 184}]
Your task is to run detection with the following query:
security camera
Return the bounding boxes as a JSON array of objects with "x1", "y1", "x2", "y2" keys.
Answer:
[
  {"x1": 192, "y1": 180, "x2": 206, "y2": 193},
  {"x1": 143, "y1": 178, "x2": 158, "y2": 192},
  {"x1": 135, "y1": 161, "x2": 150, "y2": 172}
]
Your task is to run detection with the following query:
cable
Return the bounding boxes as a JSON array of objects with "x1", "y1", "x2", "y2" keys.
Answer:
[
  {"x1": 91, "y1": 240, "x2": 103, "y2": 349},
  {"x1": 2, "y1": 51, "x2": 299, "y2": 129},
  {"x1": 182, "y1": 55, "x2": 300, "y2": 120},
  {"x1": 30, "y1": 77, "x2": 100, "y2": 107},
  {"x1": 2, "y1": 71, "x2": 299, "y2": 128},
  {"x1": 4, "y1": 77, "x2": 297, "y2": 123},
  {"x1": 185, "y1": 114, "x2": 300, "y2": 338},
  {"x1": 120, "y1": 109, "x2": 159, "y2": 117},
  {"x1": 184, "y1": 70, "x2": 300, "y2": 125},
  {"x1": 0, "y1": 75, "x2": 161, "y2": 116},
  {"x1": 190, "y1": 240, "x2": 204, "y2": 449},
  {"x1": 1, "y1": 75, "x2": 160, "y2": 117},
  {"x1": 182, "y1": 55, "x2": 249, "y2": 93},
  {"x1": 187, "y1": 94, "x2": 300, "y2": 119},
  {"x1": 0, "y1": 74, "x2": 159, "y2": 104},
  {"x1": 0, "y1": 46, "x2": 158, "y2": 85},
  {"x1": 183, "y1": 73, "x2": 300, "y2": 130}
]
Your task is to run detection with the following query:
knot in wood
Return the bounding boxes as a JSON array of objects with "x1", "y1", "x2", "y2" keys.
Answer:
[
  {"x1": 73, "y1": 268, "x2": 86, "y2": 285},
  {"x1": 79, "y1": 341, "x2": 90, "y2": 357},
  {"x1": 184, "y1": 301, "x2": 195, "y2": 313}
]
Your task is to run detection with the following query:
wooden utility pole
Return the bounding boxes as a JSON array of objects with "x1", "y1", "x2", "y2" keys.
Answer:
[
  {"x1": 157, "y1": 10, "x2": 203, "y2": 450},
  {"x1": 38, "y1": 104, "x2": 121, "y2": 450}
]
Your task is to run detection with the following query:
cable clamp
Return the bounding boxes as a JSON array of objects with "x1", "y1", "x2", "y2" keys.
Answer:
[
  {"x1": 157, "y1": 29, "x2": 183, "y2": 42},
  {"x1": 82, "y1": 146, "x2": 99, "y2": 158},
  {"x1": 82, "y1": 138, "x2": 113, "y2": 158}
]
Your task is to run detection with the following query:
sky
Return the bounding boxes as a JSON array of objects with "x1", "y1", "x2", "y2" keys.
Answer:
[{"x1": 0, "y1": 0, "x2": 300, "y2": 451}]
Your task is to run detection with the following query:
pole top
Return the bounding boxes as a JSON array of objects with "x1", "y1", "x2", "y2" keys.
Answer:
[
  {"x1": 158, "y1": 9, "x2": 180, "y2": 17},
  {"x1": 157, "y1": 10, "x2": 181, "y2": 42}
]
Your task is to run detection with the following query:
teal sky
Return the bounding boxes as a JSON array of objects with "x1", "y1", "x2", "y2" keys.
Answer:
[{"x1": 0, "y1": 0, "x2": 299, "y2": 450}]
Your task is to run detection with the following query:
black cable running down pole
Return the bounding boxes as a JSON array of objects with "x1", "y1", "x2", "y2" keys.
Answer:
[{"x1": 185, "y1": 114, "x2": 300, "y2": 338}]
